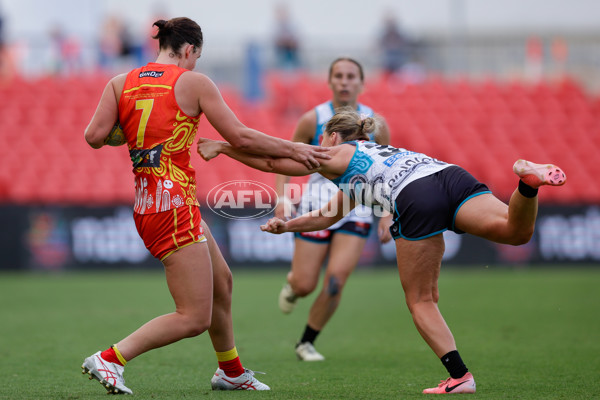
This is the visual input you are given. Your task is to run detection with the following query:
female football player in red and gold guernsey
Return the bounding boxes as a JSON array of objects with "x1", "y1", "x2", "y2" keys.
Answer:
[{"x1": 82, "y1": 17, "x2": 328, "y2": 394}]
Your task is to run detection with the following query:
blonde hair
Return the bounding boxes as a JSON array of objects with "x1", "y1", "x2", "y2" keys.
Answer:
[{"x1": 324, "y1": 106, "x2": 378, "y2": 142}]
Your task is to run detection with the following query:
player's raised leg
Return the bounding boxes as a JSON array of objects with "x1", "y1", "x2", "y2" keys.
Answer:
[{"x1": 455, "y1": 159, "x2": 566, "y2": 245}]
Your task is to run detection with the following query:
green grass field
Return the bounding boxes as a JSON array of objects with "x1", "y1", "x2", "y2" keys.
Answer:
[{"x1": 1, "y1": 266, "x2": 599, "y2": 399}]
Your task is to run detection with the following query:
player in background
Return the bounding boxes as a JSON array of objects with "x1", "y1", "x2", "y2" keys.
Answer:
[
  {"x1": 273, "y1": 58, "x2": 392, "y2": 361},
  {"x1": 197, "y1": 107, "x2": 566, "y2": 394},
  {"x1": 81, "y1": 16, "x2": 329, "y2": 395}
]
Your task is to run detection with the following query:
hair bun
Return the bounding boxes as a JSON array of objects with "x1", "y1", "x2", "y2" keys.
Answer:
[
  {"x1": 152, "y1": 19, "x2": 169, "y2": 32},
  {"x1": 361, "y1": 117, "x2": 376, "y2": 134}
]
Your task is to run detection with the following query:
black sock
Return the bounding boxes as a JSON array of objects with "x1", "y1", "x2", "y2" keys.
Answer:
[
  {"x1": 518, "y1": 180, "x2": 538, "y2": 198},
  {"x1": 298, "y1": 324, "x2": 320, "y2": 345},
  {"x1": 440, "y1": 350, "x2": 469, "y2": 379}
]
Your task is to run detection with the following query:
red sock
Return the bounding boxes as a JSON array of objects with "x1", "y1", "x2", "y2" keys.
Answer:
[
  {"x1": 219, "y1": 357, "x2": 244, "y2": 377},
  {"x1": 100, "y1": 347, "x2": 124, "y2": 366}
]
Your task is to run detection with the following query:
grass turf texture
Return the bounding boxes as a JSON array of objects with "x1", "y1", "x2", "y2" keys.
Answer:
[{"x1": 0, "y1": 267, "x2": 598, "y2": 399}]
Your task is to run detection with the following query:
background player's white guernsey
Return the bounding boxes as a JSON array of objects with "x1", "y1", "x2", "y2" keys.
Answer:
[
  {"x1": 331, "y1": 141, "x2": 453, "y2": 213},
  {"x1": 297, "y1": 101, "x2": 376, "y2": 228}
]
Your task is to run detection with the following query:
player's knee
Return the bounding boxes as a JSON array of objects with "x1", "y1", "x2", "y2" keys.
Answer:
[
  {"x1": 288, "y1": 270, "x2": 317, "y2": 297},
  {"x1": 404, "y1": 292, "x2": 437, "y2": 313},
  {"x1": 291, "y1": 280, "x2": 315, "y2": 297},
  {"x1": 215, "y1": 268, "x2": 233, "y2": 298},
  {"x1": 326, "y1": 275, "x2": 343, "y2": 297},
  {"x1": 182, "y1": 316, "x2": 211, "y2": 338}
]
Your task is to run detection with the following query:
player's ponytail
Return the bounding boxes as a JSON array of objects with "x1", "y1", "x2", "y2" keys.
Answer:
[{"x1": 326, "y1": 107, "x2": 379, "y2": 142}]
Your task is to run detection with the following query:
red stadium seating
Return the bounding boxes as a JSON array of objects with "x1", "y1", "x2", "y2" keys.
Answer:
[{"x1": 0, "y1": 73, "x2": 598, "y2": 206}]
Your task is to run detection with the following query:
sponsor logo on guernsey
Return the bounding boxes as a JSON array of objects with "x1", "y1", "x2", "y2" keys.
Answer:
[
  {"x1": 139, "y1": 70, "x2": 165, "y2": 78},
  {"x1": 129, "y1": 144, "x2": 164, "y2": 168}
]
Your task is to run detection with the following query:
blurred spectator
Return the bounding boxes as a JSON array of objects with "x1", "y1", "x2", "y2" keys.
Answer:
[
  {"x1": 524, "y1": 36, "x2": 544, "y2": 83},
  {"x1": 244, "y1": 41, "x2": 264, "y2": 102},
  {"x1": 551, "y1": 37, "x2": 568, "y2": 80},
  {"x1": 48, "y1": 24, "x2": 82, "y2": 76},
  {"x1": 0, "y1": 3, "x2": 14, "y2": 84},
  {"x1": 377, "y1": 13, "x2": 410, "y2": 77},
  {"x1": 98, "y1": 15, "x2": 137, "y2": 72},
  {"x1": 0, "y1": 4, "x2": 4, "y2": 56},
  {"x1": 272, "y1": 3, "x2": 301, "y2": 70}
]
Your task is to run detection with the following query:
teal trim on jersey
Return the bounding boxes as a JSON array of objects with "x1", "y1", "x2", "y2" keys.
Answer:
[
  {"x1": 330, "y1": 143, "x2": 374, "y2": 200},
  {"x1": 331, "y1": 143, "x2": 359, "y2": 186},
  {"x1": 451, "y1": 190, "x2": 492, "y2": 231}
]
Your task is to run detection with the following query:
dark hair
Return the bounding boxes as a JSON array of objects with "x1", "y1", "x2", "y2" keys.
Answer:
[
  {"x1": 328, "y1": 57, "x2": 365, "y2": 82},
  {"x1": 325, "y1": 106, "x2": 378, "y2": 142},
  {"x1": 152, "y1": 17, "x2": 203, "y2": 55}
]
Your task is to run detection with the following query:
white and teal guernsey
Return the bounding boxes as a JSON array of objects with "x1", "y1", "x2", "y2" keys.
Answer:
[
  {"x1": 297, "y1": 101, "x2": 376, "y2": 228},
  {"x1": 331, "y1": 141, "x2": 452, "y2": 213}
]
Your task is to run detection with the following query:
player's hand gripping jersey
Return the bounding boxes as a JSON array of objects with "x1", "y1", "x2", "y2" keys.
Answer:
[{"x1": 118, "y1": 64, "x2": 201, "y2": 214}]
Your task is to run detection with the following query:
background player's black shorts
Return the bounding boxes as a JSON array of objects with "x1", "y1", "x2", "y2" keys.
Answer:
[
  {"x1": 389, "y1": 166, "x2": 491, "y2": 241},
  {"x1": 294, "y1": 220, "x2": 372, "y2": 243}
]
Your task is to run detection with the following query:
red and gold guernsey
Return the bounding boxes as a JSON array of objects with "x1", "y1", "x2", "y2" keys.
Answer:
[{"x1": 119, "y1": 63, "x2": 201, "y2": 215}]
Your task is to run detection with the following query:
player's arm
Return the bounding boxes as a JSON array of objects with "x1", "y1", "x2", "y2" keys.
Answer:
[
  {"x1": 197, "y1": 138, "x2": 321, "y2": 176},
  {"x1": 84, "y1": 74, "x2": 126, "y2": 149},
  {"x1": 377, "y1": 212, "x2": 393, "y2": 243},
  {"x1": 194, "y1": 74, "x2": 329, "y2": 168},
  {"x1": 261, "y1": 190, "x2": 354, "y2": 234},
  {"x1": 198, "y1": 138, "x2": 352, "y2": 178},
  {"x1": 275, "y1": 110, "x2": 316, "y2": 218}
]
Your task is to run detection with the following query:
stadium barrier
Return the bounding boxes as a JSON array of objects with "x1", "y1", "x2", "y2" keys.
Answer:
[{"x1": 1, "y1": 204, "x2": 598, "y2": 271}]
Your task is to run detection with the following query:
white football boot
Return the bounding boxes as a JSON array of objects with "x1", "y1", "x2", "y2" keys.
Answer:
[
  {"x1": 211, "y1": 368, "x2": 270, "y2": 390},
  {"x1": 81, "y1": 351, "x2": 132, "y2": 394},
  {"x1": 295, "y1": 342, "x2": 325, "y2": 361}
]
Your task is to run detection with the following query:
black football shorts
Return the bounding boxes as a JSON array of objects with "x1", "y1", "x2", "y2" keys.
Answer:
[{"x1": 389, "y1": 166, "x2": 491, "y2": 240}]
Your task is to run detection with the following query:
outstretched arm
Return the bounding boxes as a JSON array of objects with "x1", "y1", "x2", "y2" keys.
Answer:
[
  {"x1": 198, "y1": 138, "x2": 322, "y2": 176},
  {"x1": 198, "y1": 137, "x2": 353, "y2": 181},
  {"x1": 194, "y1": 74, "x2": 329, "y2": 168},
  {"x1": 198, "y1": 138, "x2": 320, "y2": 176},
  {"x1": 260, "y1": 190, "x2": 354, "y2": 234}
]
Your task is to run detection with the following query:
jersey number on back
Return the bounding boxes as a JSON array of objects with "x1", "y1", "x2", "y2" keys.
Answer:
[{"x1": 135, "y1": 99, "x2": 154, "y2": 147}]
